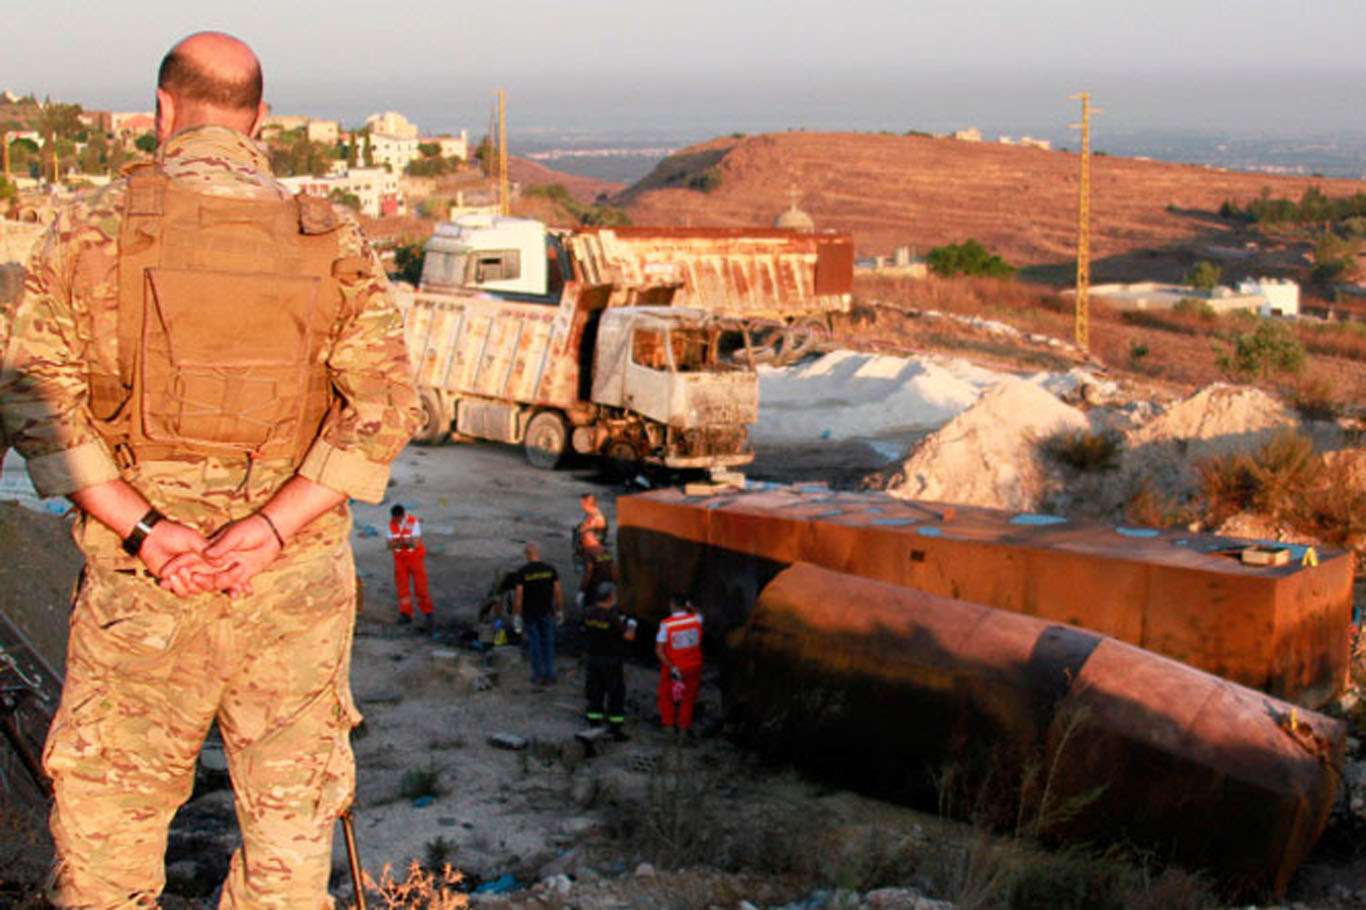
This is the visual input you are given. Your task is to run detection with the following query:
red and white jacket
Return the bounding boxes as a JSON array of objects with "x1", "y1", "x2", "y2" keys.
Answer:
[
  {"x1": 387, "y1": 514, "x2": 426, "y2": 557},
  {"x1": 656, "y1": 610, "x2": 703, "y2": 671}
]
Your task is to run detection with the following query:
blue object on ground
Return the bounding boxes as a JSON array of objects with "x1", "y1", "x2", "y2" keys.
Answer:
[
  {"x1": 916, "y1": 526, "x2": 944, "y2": 538},
  {"x1": 358, "y1": 523, "x2": 380, "y2": 538},
  {"x1": 872, "y1": 518, "x2": 916, "y2": 526},
  {"x1": 1115, "y1": 526, "x2": 1160, "y2": 539},
  {"x1": 473, "y1": 873, "x2": 519, "y2": 894},
  {"x1": 413, "y1": 795, "x2": 434, "y2": 808}
]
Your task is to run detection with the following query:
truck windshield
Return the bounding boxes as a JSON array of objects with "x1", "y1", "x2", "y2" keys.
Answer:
[{"x1": 630, "y1": 326, "x2": 738, "y2": 373}]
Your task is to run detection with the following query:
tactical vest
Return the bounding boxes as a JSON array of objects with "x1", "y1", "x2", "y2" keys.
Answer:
[{"x1": 89, "y1": 164, "x2": 357, "y2": 466}]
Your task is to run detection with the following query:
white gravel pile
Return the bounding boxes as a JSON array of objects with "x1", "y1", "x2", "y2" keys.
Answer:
[{"x1": 887, "y1": 377, "x2": 1089, "y2": 510}]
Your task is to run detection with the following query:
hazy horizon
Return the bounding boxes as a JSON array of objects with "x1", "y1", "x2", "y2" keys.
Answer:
[{"x1": 6, "y1": 1, "x2": 1366, "y2": 177}]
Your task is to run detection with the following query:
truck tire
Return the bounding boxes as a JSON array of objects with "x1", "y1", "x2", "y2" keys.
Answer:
[
  {"x1": 415, "y1": 388, "x2": 451, "y2": 445},
  {"x1": 606, "y1": 440, "x2": 640, "y2": 479},
  {"x1": 524, "y1": 411, "x2": 568, "y2": 469}
]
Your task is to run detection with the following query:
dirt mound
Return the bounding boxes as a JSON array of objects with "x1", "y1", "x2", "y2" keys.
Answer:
[
  {"x1": 1120, "y1": 384, "x2": 1300, "y2": 500},
  {"x1": 887, "y1": 378, "x2": 1088, "y2": 510},
  {"x1": 616, "y1": 131, "x2": 1366, "y2": 278},
  {"x1": 0, "y1": 500, "x2": 81, "y2": 674}
]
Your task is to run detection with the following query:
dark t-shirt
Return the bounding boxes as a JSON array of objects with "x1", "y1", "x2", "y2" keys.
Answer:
[
  {"x1": 583, "y1": 603, "x2": 628, "y2": 658},
  {"x1": 515, "y1": 560, "x2": 559, "y2": 620}
]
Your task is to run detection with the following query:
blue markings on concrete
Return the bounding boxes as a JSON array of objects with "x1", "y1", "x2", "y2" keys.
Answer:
[
  {"x1": 1115, "y1": 527, "x2": 1160, "y2": 539},
  {"x1": 1009, "y1": 513, "x2": 1068, "y2": 527},
  {"x1": 917, "y1": 526, "x2": 944, "y2": 538},
  {"x1": 872, "y1": 518, "x2": 917, "y2": 527}
]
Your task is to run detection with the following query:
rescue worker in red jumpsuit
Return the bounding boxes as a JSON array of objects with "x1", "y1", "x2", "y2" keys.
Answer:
[
  {"x1": 656, "y1": 595, "x2": 704, "y2": 735},
  {"x1": 388, "y1": 503, "x2": 434, "y2": 628}
]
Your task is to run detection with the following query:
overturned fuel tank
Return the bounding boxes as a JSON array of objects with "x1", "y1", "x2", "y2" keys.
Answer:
[
  {"x1": 617, "y1": 485, "x2": 1353, "y2": 706},
  {"x1": 726, "y1": 563, "x2": 1342, "y2": 896}
]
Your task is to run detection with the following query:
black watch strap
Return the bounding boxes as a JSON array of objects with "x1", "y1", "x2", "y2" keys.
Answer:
[{"x1": 122, "y1": 508, "x2": 166, "y2": 557}]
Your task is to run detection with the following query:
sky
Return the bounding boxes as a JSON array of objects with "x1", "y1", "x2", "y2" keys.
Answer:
[{"x1": 4, "y1": 0, "x2": 1365, "y2": 142}]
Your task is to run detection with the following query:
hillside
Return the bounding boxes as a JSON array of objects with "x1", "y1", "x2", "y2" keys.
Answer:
[
  {"x1": 509, "y1": 156, "x2": 623, "y2": 204},
  {"x1": 617, "y1": 132, "x2": 1366, "y2": 283}
]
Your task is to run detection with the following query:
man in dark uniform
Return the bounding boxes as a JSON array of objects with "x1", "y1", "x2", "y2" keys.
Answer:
[
  {"x1": 511, "y1": 541, "x2": 563, "y2": 685},
  {"x1": 581, "y1": 581, "x2": 635, "y2": 740}
]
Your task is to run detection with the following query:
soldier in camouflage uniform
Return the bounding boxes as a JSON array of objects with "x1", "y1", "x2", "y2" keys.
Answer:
[{"x1": 1, "y1": 33, "x2": 420, "y2": 908}]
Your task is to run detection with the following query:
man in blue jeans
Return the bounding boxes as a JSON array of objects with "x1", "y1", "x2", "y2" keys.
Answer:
[{"x1": 512, "y1": 542, "x2": 564, "y2": 685}]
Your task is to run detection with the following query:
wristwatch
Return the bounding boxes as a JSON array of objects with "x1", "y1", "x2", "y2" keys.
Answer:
[{"x1": 122, "y1": 508, "x2": 166, "y2": 556}]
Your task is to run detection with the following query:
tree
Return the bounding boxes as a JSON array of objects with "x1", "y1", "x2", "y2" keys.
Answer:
[
  {"x1": 1310, "y1": 231, "x2": 1359, "y2": 287},
  {"x1": 328, "y1": 189, "x2": 361, "y2": 211},
  {"x1": 1185, "y1": 260, "x2": 1222, "y2": 292},
  {"x1": 926, "y1": 238, "x2": 1015, "y2": 279},
  {"x1": 393, "y1": 242, "x2": 426, "y2": 286},
  {"x1": 134, "y1": 132, "x2": 157, "y2": 154},
  {"x1": 1216, "y1": 320, "x2": 1306, "y2": 381},
  {"x1": 418, "y1": 142, "x2": 440, "y2": 158}
]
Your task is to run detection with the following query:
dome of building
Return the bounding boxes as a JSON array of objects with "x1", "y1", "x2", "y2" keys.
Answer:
[{"x1": 774, "y1": 202, "x2": 815, "y2": 231}]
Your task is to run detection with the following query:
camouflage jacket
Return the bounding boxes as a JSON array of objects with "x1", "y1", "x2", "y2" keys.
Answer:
[{"x1": 2, "y1": 126, "x2": 421, "y2": 566}]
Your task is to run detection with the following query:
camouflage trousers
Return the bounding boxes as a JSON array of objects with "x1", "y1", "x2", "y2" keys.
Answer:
[{"x1": 42, "y1": 544, "x2": 362, "y2": 910}]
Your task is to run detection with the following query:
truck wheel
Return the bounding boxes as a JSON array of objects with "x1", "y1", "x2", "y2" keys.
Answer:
[
  {"x1": 606, "y1": 440, "x2": 639, "y2": 479},
  {"x1": 415, "y1": 388, "x2": 450, "y2": 445},
  {"x1": 524, "y1": 411, "x2": 568, "y2": 469}
]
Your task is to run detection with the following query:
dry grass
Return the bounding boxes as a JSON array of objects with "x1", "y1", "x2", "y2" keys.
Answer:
[
  {"x1": 851, "y1": 274, "x2": 1366, "y2": 405},
  {"x1": 356, "y1": 861, "x2": 467, "y2": 910}
]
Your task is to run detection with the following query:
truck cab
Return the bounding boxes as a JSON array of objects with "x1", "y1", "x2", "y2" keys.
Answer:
[{"x1": 421, "y1": 215, "x2": 565, "y2": 302}]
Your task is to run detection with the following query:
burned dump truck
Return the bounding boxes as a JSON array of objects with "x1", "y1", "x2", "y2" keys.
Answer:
[
  {"x1": 420, "y1": 216, "x2": 854, "y2": 365},
  {"x1": 616, "y1": 485, "x2": 1353, "y2": 895},
  {"x1": 405, "y1": 217, "x2": 758, "y2": 470}
]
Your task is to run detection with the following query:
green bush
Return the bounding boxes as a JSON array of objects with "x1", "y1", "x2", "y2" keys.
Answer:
[
  {"x1": 393, "y1": 241, "x2": 426, "y2": 286},
  {"x1": 687, "y1": 167, "x2": 723, "y2": 193},
  {"x1": 1171, "y1": 297, "x2": 1216, "y2": 320},
  {"x1": 398, "y1": 763, "x2": 445, "y2": 800},
  {"x1": 525, "y1": 182, "x2": 632, "y2": 226},
  {"x1": 1184, "y1": 260, "x2": 1221, "y2": 291},
  {"x1": 927, "y1": 239, "x2": 1015, "y2": 279},
  {"x1": 1215, "y1": 319, "x2": 1307, "y2": 380}
]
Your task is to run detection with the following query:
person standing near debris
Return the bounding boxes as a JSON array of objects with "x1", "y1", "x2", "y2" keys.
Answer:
[
  {"x1": 573, "y1": 491, "x2": 609, "y2": 570},
  {"x1": 582, "y1": 581, "x2": 635, "y2": 740},
  {"x1": 388, "y1": 503, "x2": 435, "y2": 628},
  {"x1": 578, "y1": 529, "x2": 618, "y2": 605},
  {"x1": 656, "y1": 595, "x2": 704, "y2": 736},
  {"x1": 1, "y1": 32, "x2": 419, "y2": 908},
  {"x1": 512, "y1": 541, "x2": 564, "y2": 685}
]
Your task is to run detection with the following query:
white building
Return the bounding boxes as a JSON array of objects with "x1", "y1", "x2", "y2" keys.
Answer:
[
  {"x1": 1237, "y1": 277, "x2": 1300, "y2": 318},
  {"x1": 430, "y1": 130, "x2": 468, "y2": 160},
  {"x1": 306, "y1": 119, "x2": 340, "y2": 145},
  {"x1": 364, "y1": 111, "x2": 418, "y2": 140},
  {"x1": 279, "y1": 166, "x2": 404, "y2": 218},
  {"x1": 370, "y1": 132, "x2": 421, "y2": 173},
  {"x1": 953, "y1": 127, "x2": 982, "y2": 142}
]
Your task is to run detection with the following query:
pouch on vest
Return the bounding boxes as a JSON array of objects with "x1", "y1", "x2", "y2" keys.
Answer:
[{"x1": 93, "y1": 167, "x2": 344, "y2": 464}]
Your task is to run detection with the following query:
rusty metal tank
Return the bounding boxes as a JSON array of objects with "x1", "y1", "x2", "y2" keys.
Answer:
[
  {"x1": 728, "y1": 562, "x2": 1343, "y2": 896},
  {"x1": 617, "y1": 484, "x2": 1353, "y2": 706}
]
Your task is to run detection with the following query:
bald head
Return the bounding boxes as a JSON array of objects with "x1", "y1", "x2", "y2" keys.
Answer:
[
  {"x1": 155, "y1": 32, "x2": 265, "y2": 142},
  {"x1": 525, "y1": 542, "x2": 541, "y2": 561}
]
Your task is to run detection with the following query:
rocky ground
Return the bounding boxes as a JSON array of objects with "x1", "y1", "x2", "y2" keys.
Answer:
[{"x1": 1, "y1": 362, "x2": 1364, "y2": 908}]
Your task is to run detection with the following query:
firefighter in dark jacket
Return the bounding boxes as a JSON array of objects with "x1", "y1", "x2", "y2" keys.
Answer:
[{"x1": 582, "y1": 580, "x2": 635, "y2": 740}]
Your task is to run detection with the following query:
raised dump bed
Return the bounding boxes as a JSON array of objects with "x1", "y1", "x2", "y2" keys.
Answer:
[
  {"x1": 617, "y1": 484, "x2": 1353, "y2": 707},
  {"x1": 728, "y1": 563, "x2": 1343, "y2": 896}
]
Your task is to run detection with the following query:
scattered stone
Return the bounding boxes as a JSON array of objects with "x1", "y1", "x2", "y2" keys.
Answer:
[
  {"x1": 198, "y1": 743, "x2": 228, "y2": 773},
  {"x1": 488, "y1": 733, "x2": 529, "y2": 751},
  {"x1": 634, "y1": 862, "x2": 655, "y2": 877},
  {"x1": 536, "y1": 848, "x2": 581, "y2": 880},
  {"x1": 538, "y1": 874, "x2": 573, "y2": 896},
  {"x1": 559, "y1": 815, "x2": 598, "y2": 837}
]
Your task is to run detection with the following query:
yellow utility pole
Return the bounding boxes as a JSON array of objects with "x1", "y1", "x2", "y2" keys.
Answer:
[
  {"x1": 498, "y1": 89, "x2": 510, "y2": 217},
  {"x1": 1068, "y1": 92, "x2": 1101, "y2": 352}
]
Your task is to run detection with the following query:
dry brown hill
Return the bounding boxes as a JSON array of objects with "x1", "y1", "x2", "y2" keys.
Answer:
[
  {"x1": 617, "y1": 132, "x2": 1366, "y2": 283},
  {"x1": 509, "y1": 156, "x2": 623, "y2": 204}
]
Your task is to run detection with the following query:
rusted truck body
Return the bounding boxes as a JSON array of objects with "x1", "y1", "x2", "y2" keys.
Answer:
[
  {"x1": 617, "y1": 485, "x2": 1352, "y2": 706},
  {"x1": 403, "y1": 277, "x2": 757, "y2": 469},
  {"x1": 420, "y1": 216, "x2": 854, "y2": 364},
  {"x1": 565, "y1": 226, "x2": 853, "y2": 356},
  {"x1": 731, "y1": 563, "x2": 1342, "y2": 896},
  {"x1": 615, "y1": 485, "x2": 1352, "y2": 893}
]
